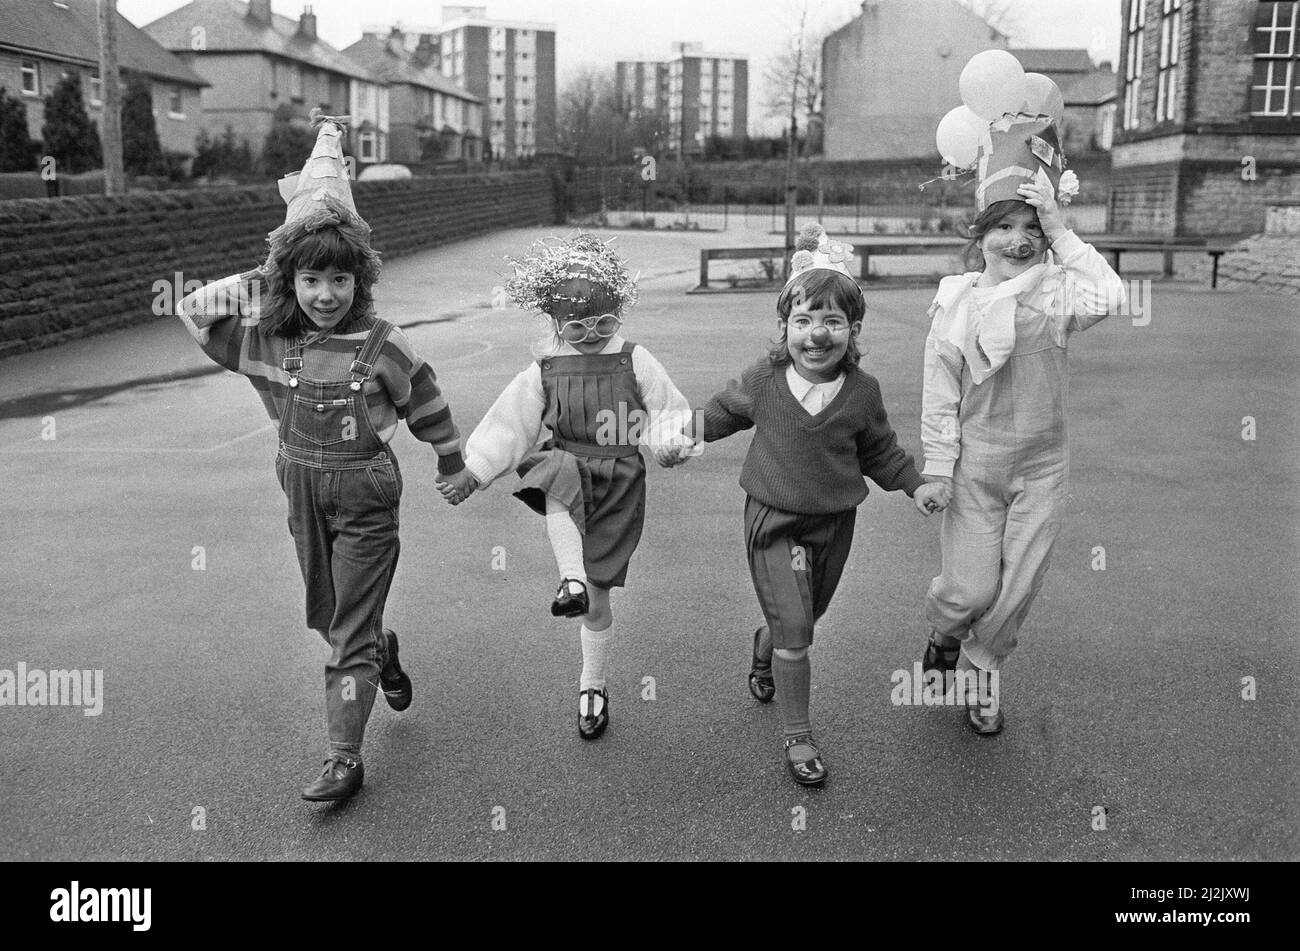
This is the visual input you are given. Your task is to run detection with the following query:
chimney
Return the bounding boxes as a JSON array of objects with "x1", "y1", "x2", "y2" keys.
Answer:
[
  {"x1": 387, "y1": 25, "x2": 405, "y2": 56},
  {"x1": 413, "y1": 33, "x2": 438, "y2": 67},
  {"x1": 247, "y1": 0, "x2": 272, "y2": 25},
  {"x1": 297, "y1": 5, "x2": 318, "y2": 41}
]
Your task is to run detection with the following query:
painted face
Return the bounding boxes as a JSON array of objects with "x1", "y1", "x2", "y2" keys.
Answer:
[
  {"x1": 555, "y1": 312, "x2": 621, "y2": 354},
  {"x1": 980, "y1": 207, "x2": 1047, "y2": 283},
  {"x1": 294, "y1": 266, "x2": 356, "y2": 331},
  {"x1": 783, "y1": 301, "x2": 857, "y2": 383}
]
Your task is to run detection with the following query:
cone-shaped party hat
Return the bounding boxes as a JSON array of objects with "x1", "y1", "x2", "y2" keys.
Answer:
[{"x1": 263, "y1": 108, "x2": 370, "y2": 274}]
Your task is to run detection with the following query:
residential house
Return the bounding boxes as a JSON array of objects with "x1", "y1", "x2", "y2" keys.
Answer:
[
  {"x1": 142, "y1": 0, "x2": 388, "y2": 167},
  {"x1": 345, "y1": 28, "x2": 482, "y2": 164},
  {"x1": 0, "y1": 0, "x2": 207, "y2": 161}
]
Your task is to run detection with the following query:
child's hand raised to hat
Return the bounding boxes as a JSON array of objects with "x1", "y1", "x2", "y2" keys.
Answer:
[
  {"x1": 1017, "y1": 180, "x2": 1069, "y2": 245},
  {"x1": 436, "y1": 469, "x2": 479, "y2": 505}
]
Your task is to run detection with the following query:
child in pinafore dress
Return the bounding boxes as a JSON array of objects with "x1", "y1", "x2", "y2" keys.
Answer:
[
  {"x1": 438, "y1": 235, "x2": 693, "y2": 739},
  {"x1": 920, "y1": 95, "x2": 1126, "y2": 735},
  {"x1": 697, "y1": 224, "x2": 949, "y2": 787},
  {"x1": 174, "y1": 112, "x2": 465, "y2": 801}
]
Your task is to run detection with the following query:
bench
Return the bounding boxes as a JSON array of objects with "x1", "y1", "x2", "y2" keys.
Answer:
[
  {"x1": 696, "y1": 238, "x2": 966, "y2": 290},
  {"x1": 697, "y1": 235, "x2": 1236, "y2": 290}
]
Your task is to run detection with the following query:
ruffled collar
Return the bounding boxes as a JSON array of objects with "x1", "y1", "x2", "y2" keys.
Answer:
[{"x1": 934, "y1": 265, "x2": 1050, "y2": 384}]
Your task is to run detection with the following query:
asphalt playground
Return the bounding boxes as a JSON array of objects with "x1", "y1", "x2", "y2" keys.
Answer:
[{"x1": 1, "y1": 226, "x2": 1296, "y2": 860}]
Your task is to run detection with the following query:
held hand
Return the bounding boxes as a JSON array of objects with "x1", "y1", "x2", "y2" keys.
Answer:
[
  {"x1": 653, "y1": 443, "x2": 690, "y2": 468},
  {"x1": 436, "y1": 469, "x2": 479, "y2": 505},
  {"x1": 913, "y1": 481, "x2": 950, "y2": 516},
  {"x1": 1016, "y1": 180, "x2": 1068, "y2": 243}
]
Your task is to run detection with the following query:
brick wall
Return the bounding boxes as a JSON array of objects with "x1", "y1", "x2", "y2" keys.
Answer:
[
  {"x1": 1110, "y1": 157, "x2": 1300, "y2": 236},
  {"x1": 0, "y1": 170, "x2": 559, "y2": 357}
]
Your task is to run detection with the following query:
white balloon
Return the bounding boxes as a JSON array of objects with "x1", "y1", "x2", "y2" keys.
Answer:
[
  {"x1": 935, "y1": 106, "x2": 987, "y2": 169},
  {"x1": 1022, "y1": 72, "x2": 1065, "y2": 125},
  {"x1": 959, "y1": 50, "x2": 1028, "y2": 120}
]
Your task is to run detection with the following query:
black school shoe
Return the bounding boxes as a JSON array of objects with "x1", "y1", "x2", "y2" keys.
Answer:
[
  {"x1": 301, "y1": 754, "x2": 364, "y2": 802},
  {"x1": 922, "y1": 629, "x2": 961, "y2": 677},
  {"x1": 783, "y1": 734, "x2": 828, "y2": 787},
  {"x1": 578, "y1": 687, "x2": 609, "y2": 740},
  {"x1": 748, "y1": 626, "x2": 775, "y2": 703},
  {"x1": 551, "y1": 579, "x2": 590, "y2": 619},
  {"x1": 379, "y1": 629, "x2": 412, "y2": 712}
]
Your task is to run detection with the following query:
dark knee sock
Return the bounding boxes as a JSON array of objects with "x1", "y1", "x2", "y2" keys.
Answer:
[
  {"x1": 753, "y1": 625, "x2": 773, "y2": 671},
  {"x1": 772, "y1": 653, "x2": 812, "y2": 738}
]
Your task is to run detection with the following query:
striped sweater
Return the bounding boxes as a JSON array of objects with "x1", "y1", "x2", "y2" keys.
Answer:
[
  {"x1": 702, "y1": 359, "x2": 923, "y2": 514},
  {"x1": 176, "y1": 273, "x2": 464, "y2": 474}
]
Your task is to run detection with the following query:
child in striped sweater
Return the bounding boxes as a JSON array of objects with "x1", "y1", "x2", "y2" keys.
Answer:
[
  {"x1": 174, "y1": 113, "x2": 464, "y2": 803},
  {"x1": 697, "y1": 224, "x2": 948, "y2": 787}
]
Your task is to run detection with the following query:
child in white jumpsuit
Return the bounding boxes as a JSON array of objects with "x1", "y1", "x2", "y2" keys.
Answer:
[{"x1": 920, "y1": 112, "x2": 1125, "y2": 735}]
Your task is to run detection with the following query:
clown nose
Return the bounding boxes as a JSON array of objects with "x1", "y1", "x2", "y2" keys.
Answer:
[{"x1": 811, "y1": 327, "x2": 831, "y2": 346}]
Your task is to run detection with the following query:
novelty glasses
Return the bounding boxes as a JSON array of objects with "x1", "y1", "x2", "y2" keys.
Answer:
[{"x1": 557, "y1": 313, "x2": 622, "y2": 342}]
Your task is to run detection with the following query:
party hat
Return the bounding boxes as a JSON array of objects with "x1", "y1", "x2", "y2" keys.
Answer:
[
  {"x1": 786, "y1": 223, "x2": 860, "y2": 294},
  {"x1": 974, "y1": 114, "x2": 1065, "y2": 211},
  {"x1": 263, "y1": 109, "x2": 370, "y2": 274}
]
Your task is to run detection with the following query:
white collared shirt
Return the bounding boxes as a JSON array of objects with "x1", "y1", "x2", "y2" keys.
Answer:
[{"x1": 785, "y1": 363, "x2": 845, "y2": 415}]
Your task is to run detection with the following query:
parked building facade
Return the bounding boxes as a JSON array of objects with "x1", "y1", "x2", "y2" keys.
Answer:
[
  {"x1": 0, "y1": 0, "x2": 207, "y2": 161},
  {"x1": 346, "y1": 28, "x2": 483, "y2": 164},
  {"x1": 426, "y1": 7, "x2": 556, "y2": 160},
  {"x1": 1110, "y1": 0, "x2": 1300, "y2": 235},
  {"x1": 143, "y1": 0, "x2": 388, "y2": 166}
]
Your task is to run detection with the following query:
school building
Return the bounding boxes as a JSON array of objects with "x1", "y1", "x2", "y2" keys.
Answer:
[{"x1": 1110, "y1": 0, "x2": 1300, "y2": 236}]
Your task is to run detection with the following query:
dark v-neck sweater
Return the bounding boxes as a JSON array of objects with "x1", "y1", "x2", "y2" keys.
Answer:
[{"x1": 702, "y1": 359, "x2": 924, "y2": 514}]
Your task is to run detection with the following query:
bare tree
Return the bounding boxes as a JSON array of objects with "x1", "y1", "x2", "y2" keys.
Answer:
[
  {"x1": 956, "y1": 0, "x2": 1025, "y2": 43},
  {"x1": 557, "y1": 68, "x2": 619, "y2": 165}
]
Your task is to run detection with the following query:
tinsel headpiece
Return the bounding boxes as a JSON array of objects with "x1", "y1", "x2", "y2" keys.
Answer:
[{"x1": 504, "y1": 233, "x2": 638, "y2": 316}]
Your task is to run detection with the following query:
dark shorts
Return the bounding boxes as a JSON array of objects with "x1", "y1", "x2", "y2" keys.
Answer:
[{"x1": 744, "y1": 496, "x2": 857, "y2": 650}]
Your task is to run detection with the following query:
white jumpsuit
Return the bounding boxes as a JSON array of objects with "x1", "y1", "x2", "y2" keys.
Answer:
[{"x1": 921, "y1": 231, "x2": 1126, "y2": 671}]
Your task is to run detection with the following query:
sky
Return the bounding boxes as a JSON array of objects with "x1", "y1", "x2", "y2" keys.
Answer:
[{"x1": 116, "y1": 0, "x2": 1122, "y2": 134}]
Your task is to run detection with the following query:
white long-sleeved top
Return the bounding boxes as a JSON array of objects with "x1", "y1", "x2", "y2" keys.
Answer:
[
  {"x1": 465, "y1": 334, "x2": 693, "y2": 488},
  {"x1": 920, "y1": 230, "x2": 1126, "y2": 478}
]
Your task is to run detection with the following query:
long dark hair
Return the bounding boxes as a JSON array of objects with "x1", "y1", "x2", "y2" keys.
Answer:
[
  {"x1": 768, "y1": 268, "x2": 865, "y2": 375},
  {"x1": 258, "y1": 226, "x2": 382, "y2": 337},
  {"x1": 960, "y1": 198, "x2": 1041, "y2": 272}
]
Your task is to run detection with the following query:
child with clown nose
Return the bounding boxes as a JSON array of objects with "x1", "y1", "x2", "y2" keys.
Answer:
[{"x1": 921, "y1": 57, "x2": 1127, "y2": 736}]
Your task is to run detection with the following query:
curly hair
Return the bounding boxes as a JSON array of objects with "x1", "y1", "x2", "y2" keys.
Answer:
[
  {"x1": 257, "y1": 223, "x2": 382, "y2": 338},
  {"x1": 960, "y1": 198, "x2": 1040, "y2": 272},
  {"x1": 768, "y1": 268, "x2": 865, "y2": 376}
]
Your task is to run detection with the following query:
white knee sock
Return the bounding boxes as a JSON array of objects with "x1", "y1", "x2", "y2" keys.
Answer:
[
  {"x1": 544, "y1": 496, "x2": 586, "y2": 587},
  {"x1": 579, "y1": 623, "x2": 613, "y2": 713}
]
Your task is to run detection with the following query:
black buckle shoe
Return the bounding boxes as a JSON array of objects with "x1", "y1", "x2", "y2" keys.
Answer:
[
  {"x1": 748, "y1": 626, "x2": 775, "y2": 703},
  {"x1": 962, "y1": 668, "x2": 1005, "y2": 736},
  {"x1": 301, "y1": 754, "x2": 364, "y2": 802},
  {"x1": 379, "y1": 629, "x2": 412, "y2": 712},
  {"x1": 783, "y1": 734, "x2": 828, "y2": 787},
  {"x1": 578, "y1": 687, "x2": 609, "y2": 740},
  {"x1": 551, "y1": 579, "x2": 590, "y2": 618},
  {"x1": 922, "y1": 630, "x2": 961, "y2": 677}
]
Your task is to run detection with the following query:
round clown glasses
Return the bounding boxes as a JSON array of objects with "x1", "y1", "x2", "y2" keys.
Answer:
[{"x1": 557, "y1": 313, "x2": 622, "y2": 343}]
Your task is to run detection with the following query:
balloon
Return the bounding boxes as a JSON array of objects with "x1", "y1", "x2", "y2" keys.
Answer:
[
  {"x1": 959, "y1": 50, "x2": 1028, "y2": 120},
  {"x1": 1021, "y1": 72, "x2": 1065, "y2": 125},
  {"x1": 935, "y1": 106, "x2": 987, "y2": 169}
]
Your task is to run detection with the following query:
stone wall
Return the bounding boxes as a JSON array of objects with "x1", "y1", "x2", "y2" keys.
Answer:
[{"x1": 0, "y1": 170, "x2": 559, "y2": 356}]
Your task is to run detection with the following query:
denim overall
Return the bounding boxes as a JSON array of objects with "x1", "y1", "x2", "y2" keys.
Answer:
[{"x1": 275, "y1": 319, "x2": 401, "y2": 758}]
